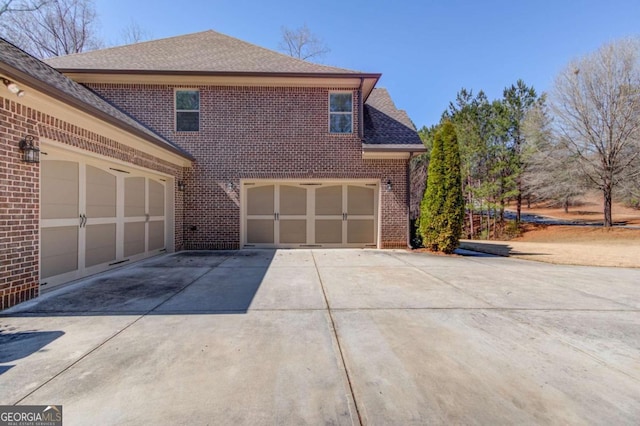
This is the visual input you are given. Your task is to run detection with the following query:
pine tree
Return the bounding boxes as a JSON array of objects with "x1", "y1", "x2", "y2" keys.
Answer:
[{"x1": 418, "y1": 121, "x2": 464, "y2": 253}]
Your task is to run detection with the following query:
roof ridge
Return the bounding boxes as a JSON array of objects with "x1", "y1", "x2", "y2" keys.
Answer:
[
  {"x1": 48, "y1": 30, "x2": 218, "y2": 60},
  {"x1": 45, "y1": 29, "x2": 364, "y2": 75}
]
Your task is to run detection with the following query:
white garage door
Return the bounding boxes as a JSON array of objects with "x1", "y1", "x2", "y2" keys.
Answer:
[
  {"x1": 40, "y1": 152, "x2": 170, "y2": 289},
  {"x1": 242, "y1": 181, "x2": 378, "y2": 248}
]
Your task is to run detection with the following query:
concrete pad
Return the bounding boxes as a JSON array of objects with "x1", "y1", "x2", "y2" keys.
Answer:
[
  {"x1": 154, "y1": 266, "x2": 268, "y2": 313},
  {"x1": 390, "y1": 250, "x2": 481, "y2": 267},
  {"x1": 422, "y1": 266, "x2": 632, "y2": 310},
  {"x1": 506, "y1": 310, "x2": 640, "y2": 380},
  {"x1": 312, "y1": 250, "x2": 407, "y2": 267},
  {"x1": 319, "y1": 266, "x2": 490, "y2": 309},
  {"x1": 19, "y1": 312, "x2": 358, "y2": 426},
  {"x1": 141, "y1": 251, "x2": 234, "y2": 268},
  {"x1": 8, "y1": 266, "x2": 210, "y2": 314},
  {"x1": 249, "y1": 267, "x2": 326, "y2": 310},
  {"x1": 0, "y1": 315, "x2": 138, "y2": 405},
  {"x1": 333, "y1": 309, "x2": 640, "y2": 425},
  {"x1": 218, "y1": 249, "x2": 277, "y2": 268},
  {"x1": 269, "y1": 249, "x2": 316, "y2": 267}
]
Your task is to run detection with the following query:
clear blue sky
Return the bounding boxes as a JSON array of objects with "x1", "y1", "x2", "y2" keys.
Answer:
[{"x1": 95, "y1": 0, "x2": 640, "y2": 129}]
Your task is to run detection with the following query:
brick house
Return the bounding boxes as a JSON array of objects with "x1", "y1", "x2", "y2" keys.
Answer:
[{"x1": 1, "y1": 30, "x2": 424, "y2": 309}]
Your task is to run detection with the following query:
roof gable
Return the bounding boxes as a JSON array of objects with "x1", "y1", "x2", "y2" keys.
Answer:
[{"x1": 45, "y1": 30, "x2": 360, "y2": 75}]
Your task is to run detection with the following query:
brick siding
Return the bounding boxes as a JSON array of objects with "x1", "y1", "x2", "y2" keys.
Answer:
[
  {"x1": 0, "y1": 95, "x2": 185, "y2": 309},
  {"x1": 89, "y1": 84, "x2": 410, "y2": 249}
]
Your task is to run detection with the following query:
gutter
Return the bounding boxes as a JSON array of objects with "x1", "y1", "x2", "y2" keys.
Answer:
[{"x1": 52, "y1": 68, "x2": 383, "y2": 81}]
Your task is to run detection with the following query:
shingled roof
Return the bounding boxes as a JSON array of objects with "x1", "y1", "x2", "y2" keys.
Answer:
[
  {"x1": 0, "y1": 38, "x2": 193, "y2": 161},
  {"x1": 363, "y1": 88, "x2": 424, "y2": 148},
  {"x1": 46, "y1": 30, "x2": 362, "y2": 75}
]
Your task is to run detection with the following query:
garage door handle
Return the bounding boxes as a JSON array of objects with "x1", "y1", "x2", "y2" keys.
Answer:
[{"x1": 79, "y1": 214, "x2": 87, "y2": 228}]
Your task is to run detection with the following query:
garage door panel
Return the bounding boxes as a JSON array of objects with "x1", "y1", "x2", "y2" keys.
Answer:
[
  {"x1": 247, "y1": 185, "x2": 274, "y2": 215},
  {"x1": 124, "y1": 222, "x2": 146, "y2": 257},
  {"x1": 149, "y1": 180, "x2": 165, "y2": 217},
  {"x1": 86, "y1": 166, "x2": 116, "y2": 218},
  {"x1": 125, "y1": 177, "x2": 146, "y2": 217},
  {"x1": 247, "y1": 219, "x2": 275, "y2": 244},
  {"x1": 41, "y1": 226, "x2": 78, "y2": 279},
  {"x1": 280, "y1": 219, "x2": 306, "y2": 244},
  {"x1": 85, "y1": 223, "x2": 116, "y2": 267},
  {"x1": 148, "y1": 220, "x2": 165, "y2": 251},
  {"x1": 348, "y1": 186, "x2": 375, "y2": 216},
  {"x1": 315, "y1": 186, "x2": 342, "y2": 215},
  {"x1": 280, "y1": 185, "x2": 306, "y2": 215},
  {"x1": 315, "y1": 219, "x2": 343, "y2": 244},
  {"x1": 347, "y1": 219, "x2": 375, "y2": 244},
  {"x1": 42, "y1": 161, "x2": 79, "y2": 220}
]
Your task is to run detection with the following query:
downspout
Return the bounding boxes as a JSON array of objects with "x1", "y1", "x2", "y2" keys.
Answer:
[
  {"x1": 358, "y1": 77, "x2": 364, "y2": 140},
  {"x1": 407, "y1": 152, "x2": 413, "y2": 248}
]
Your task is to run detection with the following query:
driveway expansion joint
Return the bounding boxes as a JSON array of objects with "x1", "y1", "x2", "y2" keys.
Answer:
[{"x1": 311, "y1": 251, "x2": 363, "y2": 426}]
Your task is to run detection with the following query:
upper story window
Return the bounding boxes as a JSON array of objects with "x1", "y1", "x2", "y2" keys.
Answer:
[
  {"x1": 175, "y1": 90, "x2": 200, "y2": 132},
  {"x1": 329, "y1": 92, "x2": 353, "y2": 133}
]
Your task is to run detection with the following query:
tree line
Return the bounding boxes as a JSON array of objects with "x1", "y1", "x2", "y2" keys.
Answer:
[
  {"x1": 415, "y1": 38, "x2": 640, "y2": 249},
  {"x1": 0, "y1": 0, "x2": 328, "y2": 61}
]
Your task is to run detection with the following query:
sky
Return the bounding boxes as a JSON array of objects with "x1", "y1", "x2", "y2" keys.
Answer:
[{"x1": 94, "y1": 0, "x2": 640, "y2": 129}]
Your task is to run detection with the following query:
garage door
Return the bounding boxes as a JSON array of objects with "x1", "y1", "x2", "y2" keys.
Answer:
[
  {"x1": 40, "y1": 154, "x2": 169, "y2": 289},
  {"x1": 242, "y1": 181, "x2": 378, "y2": 248}
]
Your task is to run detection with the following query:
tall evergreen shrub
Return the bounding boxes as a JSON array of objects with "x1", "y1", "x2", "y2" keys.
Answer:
[{"x1": 418, "y1": 121, "x2": 464, "y2": 253}]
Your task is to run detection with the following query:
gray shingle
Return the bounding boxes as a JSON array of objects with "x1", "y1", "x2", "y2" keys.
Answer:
[
  {"x1": 0, "y1": 38, "x2": 192, "y2": 160},
  {"x1": 363, "y1": 88, "x2": 423, "y2": 146},
  {"x1": 46, "y1": 30, "x2": 361, "y2": 74}
]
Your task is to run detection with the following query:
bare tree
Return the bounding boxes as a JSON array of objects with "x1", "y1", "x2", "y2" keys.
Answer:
[
  {"x1": 0, "y1": 0, "x2": 46, "y2": 16},
  {"x1": 119, "y1": 19, "x2": 151, "y2": 45},
  {"x1": 0, "y1": 0, "x2": 102, "y2": 58},
  {"x1": 278, "y1": 24, "x2": 329, "y2": 61},
  {"x1": 551, "y1": 38, "x2": 640, "y2": 226},
  {"x1": 522, "y1": 103, "x2": 586, "y2": 212}
]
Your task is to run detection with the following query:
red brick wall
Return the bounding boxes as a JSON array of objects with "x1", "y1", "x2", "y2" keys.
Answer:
[
  {"x1": 0, "y1": 94, "x2": 185, "y2": 309},
  {"x1": 0, "y1": 97, "x2": 39, "y2": 309},
  {"x1": 89, "y1": 84, "x2": 410, "y2": 249}
]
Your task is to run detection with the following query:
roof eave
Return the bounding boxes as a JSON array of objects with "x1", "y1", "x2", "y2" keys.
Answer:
[
  {"x1": 0, "y1": 63, "x2": 194, "y2": 162},
  {"x1": 362, "y1": 143, "x2": 426, "y2": 153}
]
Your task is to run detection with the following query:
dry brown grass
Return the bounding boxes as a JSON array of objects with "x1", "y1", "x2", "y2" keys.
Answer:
[{"x1": 460, "y1": 194, "x2": 640, "y2": 268}]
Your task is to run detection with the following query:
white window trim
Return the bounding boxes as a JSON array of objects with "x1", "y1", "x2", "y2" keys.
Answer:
[
  {"x1": 328, "y1": 91, "x2": 354, "y2": 134},
  {"x1": 175, "y1": 88, "x2": 200, "y2": 132}
]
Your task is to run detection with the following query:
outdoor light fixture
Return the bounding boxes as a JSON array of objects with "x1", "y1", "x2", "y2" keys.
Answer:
[
  {"x1": 2, "y1": 78, "x2": 25, "y2": 97},
  {"x1": 19, "y1": 135, "x2": 40, "y2": 163},
  {"x1": 226, "y1": 181, "x2": 234, "y2": 191},
  {"x1": 386, "y1": 179, "x2": 392, "y2": 191},
  {"x1": 178, "y1": 180, "x2": 185, "y2": 192}
]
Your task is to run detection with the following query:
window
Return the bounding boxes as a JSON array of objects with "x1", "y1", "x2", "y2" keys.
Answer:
[
  {"x1": 329, "y1": 92, "x2": 353, "y2": 133},
  {"x1": 175, "y1": 90, "x2": 200, "y2": 132}
]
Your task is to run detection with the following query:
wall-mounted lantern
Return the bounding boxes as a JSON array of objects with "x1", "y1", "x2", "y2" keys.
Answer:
[
  {"x1": 386, "y1": 179, "x2": 392, "y2": 191},
  {"x1": 177, "y1": 180, "x2": 186, "y2": 192},
  {"x1": 19, "y1": 135, "x2": 39, "y2": 163}
]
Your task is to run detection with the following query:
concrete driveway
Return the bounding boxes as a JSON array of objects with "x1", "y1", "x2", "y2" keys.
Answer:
[{"x1": 1, "y1": 249, "x2": 639, "y2": 425}]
